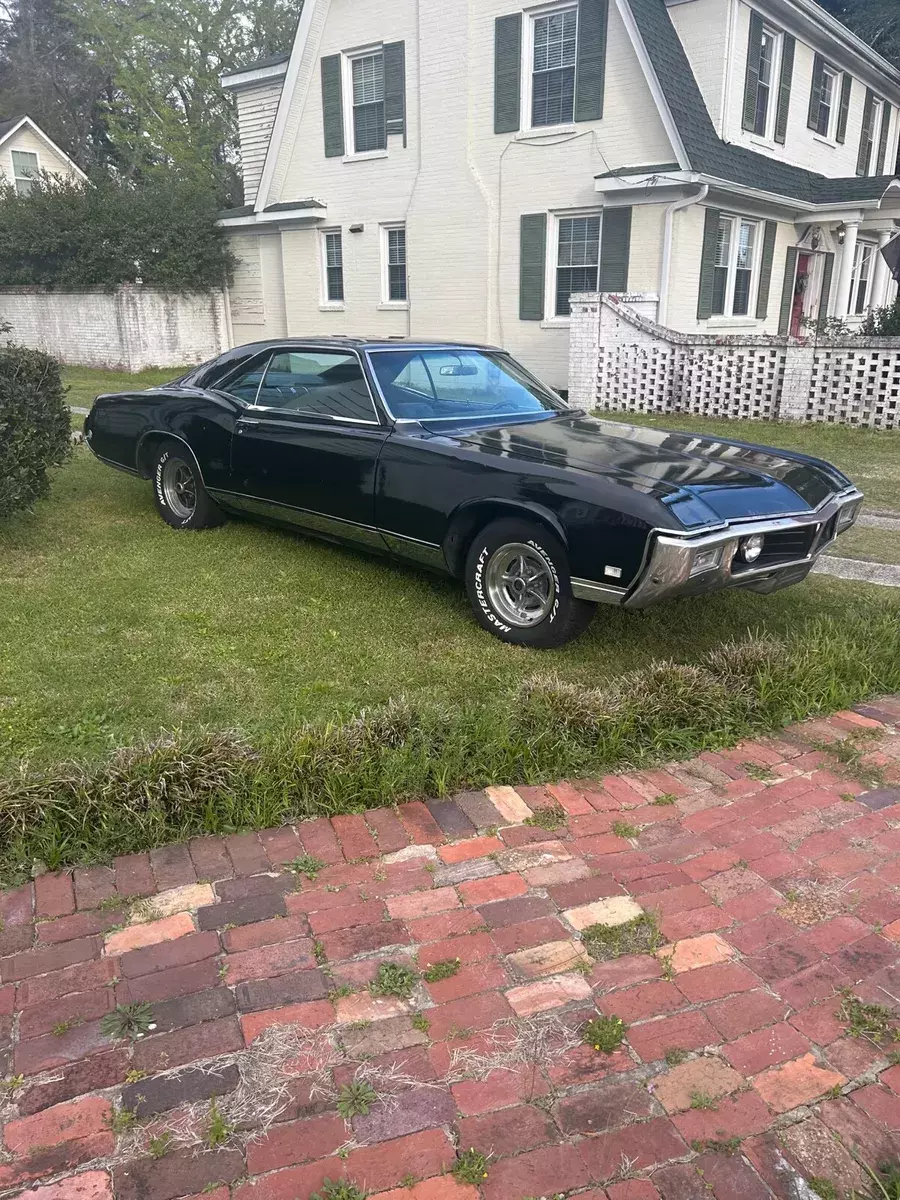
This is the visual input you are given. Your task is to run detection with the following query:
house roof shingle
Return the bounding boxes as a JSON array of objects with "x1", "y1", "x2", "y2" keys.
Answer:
[{"x1": 622, "y1": 0, "x2": 898, "y2": 207}]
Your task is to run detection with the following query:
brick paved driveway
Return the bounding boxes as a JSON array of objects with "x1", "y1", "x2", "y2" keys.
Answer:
[{"x1": 2, "y1": 699, "x2": 900, "y2": 1200}]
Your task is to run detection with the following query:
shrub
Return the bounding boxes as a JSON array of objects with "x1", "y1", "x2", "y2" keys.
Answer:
[
  {"x1": 861, "y1": 297, "x2": 900, "y2": 336},
  {"x1": 0, "y1": 340, "x2": 72, "y2": 520},
  {"x1": 0, "y1": 170, "x2": 234, "y2": 292}
]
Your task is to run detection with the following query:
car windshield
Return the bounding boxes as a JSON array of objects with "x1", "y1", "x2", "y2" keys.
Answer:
[{"x1": 367, "y1": 348, "x2": 565, "y2": 422}]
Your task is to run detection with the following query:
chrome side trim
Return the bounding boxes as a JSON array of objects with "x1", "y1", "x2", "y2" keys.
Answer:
[
  {"x1": 205, "y1": 488, "x2": 385, "y2": 549},
  {"x1": 570, "y1": 578, "x2": 627, "y2": 605},
  {"x1": 89, "y1": 449, "x2": 140, "y2": 476},
  {"x1": 380, "y1": 532, "x2": 448, "y2": 571}
]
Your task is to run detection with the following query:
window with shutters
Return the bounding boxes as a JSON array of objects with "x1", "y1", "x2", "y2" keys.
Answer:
[
  {"x1": 751, "y1": 27, "x2": 780, "y2": 138},
  {"x1": 320, "y1": 230, "x2": 344, "y2": 305},
  {"x1": 851, "y1": 241, "x2": 875, "y2": 315},
  {"x1": 346, "y1": 50, "x2": 386, "y2": 154},
  {"x1": 381, "y1": 224, "x2": 408, "y2": 304},
  {"x1": 554, "y1": 214, "x2": 600, "y2": 316},
  {"x1": 11, "y1": 149, "x2": 39, "y2": 196},
  {"x1": 813, "y1": 63, "x2": 839, "y2": 138},
  {"x1": 711, "y1": 215, "x2": 760, "y2": 318},
  {"x1": 526, "y1": 5, "x2": 578, "y2": 129},
  {"x1": 859, "y1": 97, "x2": 883, "y2": 175}
]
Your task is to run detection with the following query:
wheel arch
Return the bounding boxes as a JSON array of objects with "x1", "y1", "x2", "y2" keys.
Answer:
[
  {"x1": 442, "y1": 498, "x2": 568, "y2": 578},
  {"x1": 135, "y1": 430, "x2": 206, "y2": 486}
]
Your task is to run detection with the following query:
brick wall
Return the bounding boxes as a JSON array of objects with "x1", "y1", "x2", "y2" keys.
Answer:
[
  {"x1": 0, "y1": 286, "x2": 229, "y2": 371},
  {"x1": 568, "y1": 291, "x2": 900, "y2": 429}
]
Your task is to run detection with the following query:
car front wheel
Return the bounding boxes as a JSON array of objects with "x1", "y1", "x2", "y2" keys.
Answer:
[
  {"x1": 152, "y1": 442, "x2": 225, "y2": 530},
  {"x1": 464, "y1": 518, "x2": 595, "y2": 648}
]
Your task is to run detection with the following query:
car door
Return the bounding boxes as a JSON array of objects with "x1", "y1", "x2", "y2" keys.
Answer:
[{"x1": 228, "y1": 346, "x2": 390, "y2": 547}]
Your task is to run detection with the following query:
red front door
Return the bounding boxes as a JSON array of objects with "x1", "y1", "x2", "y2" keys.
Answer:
[{"x1": 790, "y1": 252, "x2": 812, "y2": 336}]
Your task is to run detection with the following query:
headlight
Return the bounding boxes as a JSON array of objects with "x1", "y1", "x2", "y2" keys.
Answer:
[
  {"x1": 838, "y1": 500, "x2": 862, "y2": 532},
  {"x1": 689, "y1": 546, "x2": 723, "y2": 576},
  {"x1": 739, "y1": 534, "x2": 765, "y2": 563}
]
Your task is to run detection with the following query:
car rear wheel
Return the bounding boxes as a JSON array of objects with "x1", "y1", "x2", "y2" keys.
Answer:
[
  {"x1": 464, "y1": 518, "x2": 595, "y2": 648},
  {"x1": 152, "y1": 442, "x2": 225, "y2": 530}
]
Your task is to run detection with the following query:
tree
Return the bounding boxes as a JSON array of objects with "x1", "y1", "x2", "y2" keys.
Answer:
[
  {"x1": 0, "y1": 0, "x2": 112, "y2": 168},
  {"x1": 66, "y1": 0, "x2": 299, "y2": 200},
  {"x1": 818, "y1": 0, "x2": 900, "y2": 68}
]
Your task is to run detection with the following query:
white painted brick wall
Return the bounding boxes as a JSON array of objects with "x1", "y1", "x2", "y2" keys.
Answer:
[{"x1": 0, "y1": 287, "x2": 229, "y2": 370}]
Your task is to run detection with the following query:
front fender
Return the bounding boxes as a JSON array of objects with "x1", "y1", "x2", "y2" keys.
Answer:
[{"x1": 442, "y1": 497, "x2": 569, "y2": 577}]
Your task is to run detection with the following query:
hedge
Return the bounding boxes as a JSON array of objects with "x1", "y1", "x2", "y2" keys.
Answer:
[{"x1": 0, "y1": 340, "x2": 72, "y2": 521}]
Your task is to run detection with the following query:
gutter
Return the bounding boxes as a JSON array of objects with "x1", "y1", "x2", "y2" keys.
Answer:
[{"x1": 658, "y1": 184, "x2": 708, "y2": 326}]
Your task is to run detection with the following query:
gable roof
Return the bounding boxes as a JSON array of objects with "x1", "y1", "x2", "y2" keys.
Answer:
[
  {"x1": 0, "y1": 115, "x2": 87, "y2": 180},
  {"x1": 619, "y1": 0, "x2": 898, "y2": 206}
]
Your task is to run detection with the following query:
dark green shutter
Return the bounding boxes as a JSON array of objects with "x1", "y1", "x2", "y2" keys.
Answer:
[
  {"x1": 778, "y1": 246, "x2": 799, "y2": 335},
  {"x1": 574, "y1": 0, "x2": 608, "y2": 122},
  {"x1": 321, "y1": 55, "x2": 344, "y2": 158},
  {"x1": 697, "y1": 207, "x2": 721, "y2": 320},
  {"x1": 756, "y1": 221, "x2": 778, "y2": 319},
  {"x1": 742, "y1": 10, "x2": 764, "y2": 132},
  {"x1": 877, "y1": 102, "x2": 892, "y2": 173},
  {"x1": 384, "y1": 41, "x2": 406, "y2": 144},
  {"x1": 820, "y1": 252, "x2": 835, "y2": 317},
  {"x1": 598, "y1": 207, "x2": 631, "y2": 291},
  {"x1": 807, "y1": 54, "x2": 825, "y2": 129},
  {"x1": 494, "y1": 14, "x2": 522, "y2": 134},
  {"x1": 836, "y1": 73, "x2": 852, "y2": 143},
  {"x1": 519, "y1": 213, "x2": 546, "y2": 320},
  {"x1": 858, "y1": 89, "x2": 875, "y2": 174},
  {"x1": 774, "y1": 35, "x2": 794, "y2": 144}
]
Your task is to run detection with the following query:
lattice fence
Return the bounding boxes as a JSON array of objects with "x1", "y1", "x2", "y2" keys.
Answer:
[{"x1": 571, "y1": 293, "x2": 900, "y2": 430}]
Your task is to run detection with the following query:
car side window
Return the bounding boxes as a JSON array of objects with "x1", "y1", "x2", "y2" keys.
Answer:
[
  {"x1": 217, "y1": 354, "x2": 273, "y2": 404},
  {"x1": 256, "y1": 351, "x2": 378, "y2": 422}
]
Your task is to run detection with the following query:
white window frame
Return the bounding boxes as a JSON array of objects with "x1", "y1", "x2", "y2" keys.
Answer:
[
  {"x1": 543, "y1": 207, "x2": 603, "y2": 324},
  {"x1": 319, "y1": 227, "x2": 345, "y2": 310},
  {"x1": 379, "y1": 223, "x2": 408, "y2": 308},
  {"x1": 710, "y1": 214, "x2": 763, "y2": 321},
  {"x1": 341, "y1": 42, "x2": 388, "y2": 161},
  {"x1": 813, "y1": 63, "x2": 840, "y2": 142},
  {"x1": 751, "y1": 25, "x2": 783, "y2": 142},
  {"x1": 861, "y1": 96, "x2": 884, "y2": 176},
  {"x1": 851, "y1": 240, "x2": 876, "y2": 315},
  {"x1": 10, "y1": 148, "x2": 40, "y2": 196},
  {"x1": 521, "y1": 1, "x2": 579, "y2": 135}
]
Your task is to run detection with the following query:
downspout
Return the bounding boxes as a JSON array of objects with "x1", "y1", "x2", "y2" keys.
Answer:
[{"x1": 658, "y1": 183, "x2": 709, "y2": 328}]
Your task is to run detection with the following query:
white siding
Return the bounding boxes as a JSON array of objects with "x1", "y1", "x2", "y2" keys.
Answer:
[
  {"x1": 0, "y1": 125, "x2": 80, "y2": 186},
  {"x1": 667, "y1": 0, "x2": 731, "y2": 134},
  {"x1": 235, "y1": 80, "x2": 284, "y2": 204}
]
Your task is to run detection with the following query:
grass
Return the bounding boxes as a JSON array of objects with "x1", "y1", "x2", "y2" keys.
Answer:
[
  {"x1": 310, "y1": 1182, "x2": 366, "y2": 1200},
  {"x1": 100, "y1": 1003, "x2": 154, "y2": 1041},
  {"x1": 581, "y1": 913, "x2": 664, "y2": 960},
  {"x1": 336, "y1": 1081, "x2": 377, "y2": 1119},
  {"x1": 838, "y1": 992, "x2": 900, "y2": 1045},
  {"x1": 604, "y1": 409, "x2": 900, "y2": 512},
  {"x1": 369, "y1": 962, "x2": 417, "y2": 999},
  {"x1": 0, "y1": 384, "x2": 899, "y2": 877},
  {"x1": 524, "y1": 802, "x2": 567, "y2": 830},
  {"x1": 581, "y1": 1015, "x2": 627, "y2": 1052},
  {"x1": 422, "y1": 958, "x2": 461, "y2": 983},
  {"x1": 826, "y1": 525, "x2": 900, "y2": 566},
  {"x1": 62, "y1": 365, "x2": 190, "y2": 412},
  {"x1": 453, "y1": 1149, "x2": 490, "y2": 1184}
]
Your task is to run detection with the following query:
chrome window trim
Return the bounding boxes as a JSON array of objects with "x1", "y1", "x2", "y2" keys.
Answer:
[
  {"x1": 240, "y1": 408, "x2": 383, "y2": 428},
  {"x1": 216, "y1": 350, "x2": 275, "y2": 406}
]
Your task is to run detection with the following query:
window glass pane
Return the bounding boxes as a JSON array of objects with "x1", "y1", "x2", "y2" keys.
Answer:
[
  {"x1": 324, "y1": 233, "x2": 343, "y2": 302},
  {"x1": 370, "y1": 349, "x2": 563, "y2": 420},
  {"x1": 555, "y1": 215, "x2": 600, "y2": 316},
  {"x1": 732, "y1": 270, "x2": 752, "y2": 315},
  {"x1": 387, "y1": 227, "x2": 407, "y2": 301},
  {"x1": 712, "y1": 267, "x2": 728, "y2": 315},
  {"x1": 736, "y1": 221, "x2": 756, "y2": 270},
  {"x1": 532, "y1": 9, "x2": 576, "y2": 126},
  {"x1": 221, "y1": 355, "x2": 272, "y2": 403},
  {"x1": 816, "y1": 69, "x2": 834, "y2": 136},
  {"x1": 258, "y1": 351, "x2": 375, "y2": 420},
  {"x1": 11, "y1": 149, "x2": 38, "y2": 196},
  {"x1": 754, "y1": 33, "x2": 774, "y2": 136},
  {"x1": 352, "y1": 52, "x2": 386, "y2": 152},
  {"x1": 715, "y1": 217, "x2": 732, "y2": 268}
]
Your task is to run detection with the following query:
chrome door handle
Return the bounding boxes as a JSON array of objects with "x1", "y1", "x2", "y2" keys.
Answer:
[{"x1": 239, "y1": 418, "x2": 261, "y2": 426}]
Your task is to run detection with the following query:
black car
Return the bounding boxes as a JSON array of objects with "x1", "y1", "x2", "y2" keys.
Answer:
[{"x1": 84, "y1": 337, "x2": 863, "y2": 648}]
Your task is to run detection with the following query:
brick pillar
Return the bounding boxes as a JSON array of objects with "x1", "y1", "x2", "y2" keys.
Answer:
[
  {"x1": 567, "y1": 293, "x2": 601, "y2": 411},
  {"x1": 778, "y1": 342, "x2": 815, "y2": 421}
]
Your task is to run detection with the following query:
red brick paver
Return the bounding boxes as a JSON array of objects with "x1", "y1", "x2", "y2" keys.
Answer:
[{"x1": 2, "y1": 699, "x2": 900, "y2": 1198}]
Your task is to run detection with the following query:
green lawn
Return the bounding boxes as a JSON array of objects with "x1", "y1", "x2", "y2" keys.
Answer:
[{"x1": 64, "y1": 364, "x2": 191, "y2": 411}]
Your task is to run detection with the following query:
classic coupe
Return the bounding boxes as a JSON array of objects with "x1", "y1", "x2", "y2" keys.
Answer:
[{"x1": 84, "y1": 337, "x2": 863, "y2": 648}]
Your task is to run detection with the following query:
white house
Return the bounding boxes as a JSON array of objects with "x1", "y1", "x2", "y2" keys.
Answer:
[
  {"x1": 219, "y1": 0, "x2": 900, "y2": 389},
  {"x1": 0, "y1": 115, "x2": 86, "y2": 194}
]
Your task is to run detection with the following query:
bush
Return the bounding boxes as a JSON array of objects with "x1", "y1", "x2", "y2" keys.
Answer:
[
  {"x1": 0, "y1": 170, "x2": 234, "y2": 291},
  {"x1": 861, "y1": 297, "x2": 900, "y2": 336},
  {"x1": 0, "y1": 341, "x2": 72, "y2": 520}
]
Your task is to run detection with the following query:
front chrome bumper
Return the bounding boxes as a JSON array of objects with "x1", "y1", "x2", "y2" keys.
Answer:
[{"x1": 623, "y1": 487, "x2": 864, "y2": 609}]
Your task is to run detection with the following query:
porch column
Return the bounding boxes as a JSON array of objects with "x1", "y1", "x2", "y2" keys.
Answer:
[
  {"x1": 833, "y1": 221, "x2": 860, "y2": 317},
  {"x1": 871, "y1": 230, "x2": 893, "y2": 309}
]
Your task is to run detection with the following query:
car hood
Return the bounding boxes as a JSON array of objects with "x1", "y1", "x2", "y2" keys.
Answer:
[{"x1": 453, "y1": 413, "x2": 853, "y2": 528}]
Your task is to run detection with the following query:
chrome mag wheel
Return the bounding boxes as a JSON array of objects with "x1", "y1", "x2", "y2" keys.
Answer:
[
  {"x1": 161, "y1": 458, "x2": 197, "y2": 520},
  {"x1": 484, "y1": 541, "x2": 556, "y2": 627}
]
